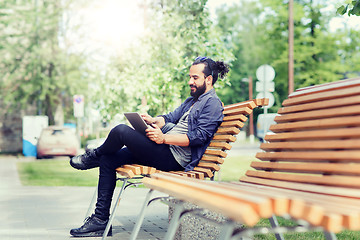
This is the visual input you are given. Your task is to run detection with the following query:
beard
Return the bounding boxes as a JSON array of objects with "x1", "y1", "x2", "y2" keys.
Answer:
[{"x1": 190, "y1": 81, "x2": 206, "y2": 99}]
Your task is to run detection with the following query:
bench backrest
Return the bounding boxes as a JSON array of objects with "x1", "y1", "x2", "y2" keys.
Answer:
[
  {"x1": 240, "y1": 77, "x2": 360, "y2": 198},
  {"x1": 171, "y1": 98, "x2": 268, "y2": 179}
]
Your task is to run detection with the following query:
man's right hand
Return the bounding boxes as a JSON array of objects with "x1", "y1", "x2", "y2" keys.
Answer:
[{"x1": 141, "y1": 114, "x2": 154, "y2": 125}]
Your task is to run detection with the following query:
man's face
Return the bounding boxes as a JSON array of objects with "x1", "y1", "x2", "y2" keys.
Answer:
[{"x1": 188, "y1": 64, "x2": 210, "y2": 99}]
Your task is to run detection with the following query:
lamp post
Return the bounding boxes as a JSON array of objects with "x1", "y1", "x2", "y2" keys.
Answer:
[{"x1": 242, "y1": 77, "x2": 254, "y2": 143}]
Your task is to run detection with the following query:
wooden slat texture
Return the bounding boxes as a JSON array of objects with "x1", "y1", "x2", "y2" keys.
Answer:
[
  {"x1": 115, "y1": 167, "x2": 135, "y2": 178},
  {"x1": 275, "y1": 105, "x2": 360, "y2": 123},
  {"x1": 288, "y1": 77, "x2": 360, "y2": 98},
  {"x1": 270, "y1": 116, "x2": 360, "y2": 132},
  {"x1": 216, "y1": 127, "x2": 240, "y2": 135},
  {"x1": 265, "y1": 127, "x2": 360, "y2": 141},
  {"x1": 245, "y1": 170, "x2": 360, "y2": 188},
  {"x1": 223, "y1": 107, "x2": 252, "y2": 116},
  {"x1": 260, "y1": 139, "x2": 360, "y2": 150},
  {"x1": 204, "y1": 149, "x2": 227, "y2": 158},
  {"x1": 212, "y1": 134, "x2": 236, "y2": 142},
  {"x1": 208, "y1": 142, "x2": 232, "y2": 150},
  {"x1": 278, "y1": 95, "x2": 360, "y2": 114},
  {"x1": 283, "y1": 84, "x2": 360, "y2": 107},
  {"x1": 250, "y1": 161, "x2": 360, "y2": 175},
  {"x1": 197, "y1": 162, "x2": 220, "y2": 171},
  {"x1": 223, "y1": 114, "x2": 248, "y2": 122},
  {"x1": 200, "y1": 155, "x2": 224, "y2": 164},
  {"x1": 240, "y1": 175, "x2": 360, "y2": 198},
  {"x1": 220, "y1": 120, "x2": 245, "y2": 128},
  {"x1": 256, "y1": 151, "x2": 360, "y2": 162}
]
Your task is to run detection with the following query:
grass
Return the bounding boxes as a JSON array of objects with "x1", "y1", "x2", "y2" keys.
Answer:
[
  {"x1": 16, "y1": 155, "x2": 360, "y2": 239},
  {"x1": 17, "y1": 157, "x2": 99, "y2": 186}
]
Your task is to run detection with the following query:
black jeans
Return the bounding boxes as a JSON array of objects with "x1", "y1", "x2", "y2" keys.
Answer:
[{"x1": 94, "y1": 124, "x2": 183, "y2": 220}]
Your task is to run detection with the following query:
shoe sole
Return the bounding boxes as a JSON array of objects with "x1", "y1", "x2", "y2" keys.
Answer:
[
  {"x1": 70, "y1": 229, "x2": 112, "y2": 237},
  {"x1": 69, "y1": 159, "x2": 99, "y2": 170}
]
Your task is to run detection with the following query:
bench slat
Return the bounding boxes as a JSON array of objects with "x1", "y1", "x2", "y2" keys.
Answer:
[
  {"x1": 250, "y1": 161, "x2": 360, "y2": 175},
  {"x1": 282, "y1": 85, "x2": 360, "y2": 107},
  {"x1": 212, "y1": 134, "x2": 236, "y2": 142},
  {"x1": 200, "y1": 155, "x2": 224, "y2": 164},
  {"x1": 275, "y1": 105, "x2": 360, "y2": 123},
  {"x1": 220, "y1": 120, "x2": 245, "y2": 128},
  {"x1": 223, "y1": 114, "x2": 248, "y2": 122},
  {"x1": 278, "y1": 95, "x2": 360, "y2": 114},
  {"x1": 223, "y1": 107, "x2": 252, "y2": 116},
  {"x1": 260, "y1": 139, "x2": 360, "y2": 150},
  {"x1": 288, "y1": 77, "x2": 360, "y2": 98},
  {"x1": 204, "y1": 149, "x2": 227, "y2": 158},
  {"x1": 197, "y1": 162, "x2": 220, "y2": 171},
  {"x1": 245, "y1": 170, "x2": 360, "y2": 188},
  {"x1": 215, "y1": 127, "x2": 240, "y2": 135},
  {"x1": 265, "y1": 127, "x2": 360, "y2": 141},
  {"x1": 224, "y1": 100, "x2": 257, "y2": 110},
  {"x1": 256, "y1": 151, "x2": 360, "y2": 162},
  {"x1": 193, "y1": 167, "x2": 214, "y2": 178},
  {"x1": 270, "y1": 116, "x2": 360, "y2": 132},
  {"x1": 208, "y1": 142, "x2": 232, "y2": 150},
  {"x1": 240, "y1": 175, "x2": 360, "y2": 198}
]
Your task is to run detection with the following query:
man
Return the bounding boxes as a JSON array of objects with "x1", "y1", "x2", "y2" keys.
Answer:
[{"x1": 69, "y1": 57, "x2": 229, "y2": 237}]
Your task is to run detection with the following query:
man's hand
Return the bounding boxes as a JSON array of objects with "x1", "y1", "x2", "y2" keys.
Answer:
[
  {"x1": 145, "y1": 124, "x2": 165, "y2": 144},
  {"x1": 141, "y1": 113, "x2": 155, "y2": 125}
]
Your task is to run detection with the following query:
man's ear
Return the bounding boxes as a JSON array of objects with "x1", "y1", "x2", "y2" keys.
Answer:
[{"x1": 206, "y1": 75, "x2": 213, "y2": 86}]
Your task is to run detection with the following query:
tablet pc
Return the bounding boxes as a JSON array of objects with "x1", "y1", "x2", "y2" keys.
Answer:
[{"x1": 124, "y1": 112, "x2": 150, "y2": 135}]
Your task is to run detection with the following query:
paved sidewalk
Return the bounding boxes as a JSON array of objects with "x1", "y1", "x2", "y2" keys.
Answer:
[{"x1": 0, "y1": 155, "x2": 169, "y2": 240}]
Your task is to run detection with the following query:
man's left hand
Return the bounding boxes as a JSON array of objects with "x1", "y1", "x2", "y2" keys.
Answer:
[{"x1": 145, "y1": 124, "x2": 165, "y2": 144}]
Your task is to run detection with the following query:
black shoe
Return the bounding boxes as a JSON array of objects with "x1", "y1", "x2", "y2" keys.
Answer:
[
  {"x1": 70, "y1": 214, "x2": 112, "y2": 237},
  {"x1": 70, "y1": 149, "x2": 100, "y2": 170}
]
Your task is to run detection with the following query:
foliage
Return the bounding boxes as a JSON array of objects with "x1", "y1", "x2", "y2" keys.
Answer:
[
  {"x1": 337, "y1": 0, "x2": 360, "y2": 16},
  {"x1": 94, "y1": 0, "x2": 234, "y2": 119},
  {"x1": 0, "y1": 0, "x2": 89, "y2": 124},
  {"x1": 215, "y1": 0, "x2": 357, "y2": 112}
]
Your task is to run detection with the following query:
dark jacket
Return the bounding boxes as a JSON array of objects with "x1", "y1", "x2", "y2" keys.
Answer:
[{"x1": 161, "y1": 88, "x2": 224, "y2": 171}]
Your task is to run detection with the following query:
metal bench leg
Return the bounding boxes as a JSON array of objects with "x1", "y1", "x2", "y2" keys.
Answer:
[
  {"x1": 163, "y1": 204, "x2": 185, "y2": 240},
  {"x1": 324, "y1": 231, "x2": 337, "y2": 240},
  {"x1": 101, "y1": 178, "x2": 129, "y2": 240},
  {"x1": 85, "y1": 187, "x2": 97, "y2": 219},
  {"x1": 129, "y1": 189, "x2": 154, "y2": 240},
  {"x1": 269, "y1": 215, "x2": 284, "y2": 240},
  {"x1": 218, "y1": 221, "x2": 236, "y2": 240}
]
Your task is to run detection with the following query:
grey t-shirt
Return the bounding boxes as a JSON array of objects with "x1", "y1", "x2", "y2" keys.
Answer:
[{"x1": 166, "y1": 108, "x2": 192, "y2": 168}]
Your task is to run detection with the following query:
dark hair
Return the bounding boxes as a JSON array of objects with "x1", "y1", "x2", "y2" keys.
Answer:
[{"x1": 192, "y1": 57, "x2": 230, "y2": 85}]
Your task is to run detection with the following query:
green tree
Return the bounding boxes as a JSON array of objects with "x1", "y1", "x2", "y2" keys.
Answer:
[
  {"x1": 215, "y1": 0, "x2": 354, "y2": 110},
  {"x1": 337, "y1": 0, "x2": 360, "y2": 16},
  {"x1": 95, "y1": 0, "x2": 234, "y2": 119},
  {"x1": 0, "y1": 0, "x2": 88, "y2": 124}
]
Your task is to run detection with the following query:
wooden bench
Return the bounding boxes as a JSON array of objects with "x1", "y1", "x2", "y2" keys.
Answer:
[
  {"x1": 87, "y1": 98, "x2": 268, "y2": 240},
  {"x1": 133, "y1": 78, "x2": 360, "y2": 240}
]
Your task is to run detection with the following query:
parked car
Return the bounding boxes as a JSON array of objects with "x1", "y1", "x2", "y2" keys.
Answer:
[{"x1": 36, "y1": 126, "x2": 80, "y2": 159}]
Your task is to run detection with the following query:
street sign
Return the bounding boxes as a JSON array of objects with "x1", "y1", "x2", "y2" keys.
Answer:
[
  {"x1": 256, "y1": 81, "x2": 275, "y2": 92},
  {"x1": 73, "y1": 95, "x2": 84, "y2": 118},
  {"x1": 256, "y1": 64, "x2": 275, "y2": 82},
  {"x1": 256, "y1": 92, "x2": 275, "y2": 108}
]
